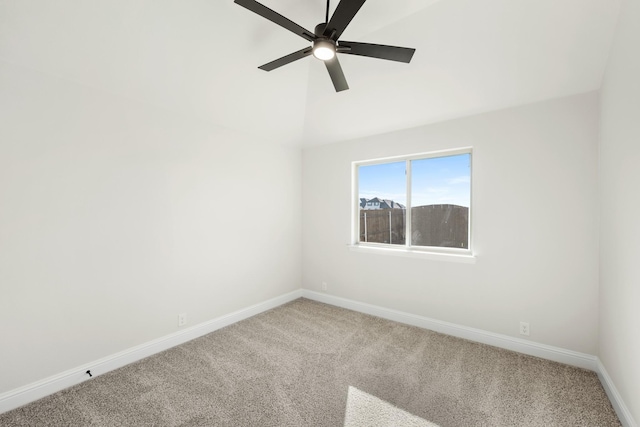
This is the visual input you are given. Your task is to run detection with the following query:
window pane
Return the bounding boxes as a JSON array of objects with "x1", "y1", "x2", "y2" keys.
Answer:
[
  {"x1": 410, "y1": 154, "x2": 470, "y2": 249},
  {"x1": 358, "y1": 162, "x2": 406, "y2": 245}
]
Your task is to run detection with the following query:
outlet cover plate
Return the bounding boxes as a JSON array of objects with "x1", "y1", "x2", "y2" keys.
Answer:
[{"x1": 178, "y1": 313, "x2": 187, "y2": 327}]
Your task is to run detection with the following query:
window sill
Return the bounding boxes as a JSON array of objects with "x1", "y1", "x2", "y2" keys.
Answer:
[{"x1": 348, "y1": 244, "x2": 476, "y2": 264}]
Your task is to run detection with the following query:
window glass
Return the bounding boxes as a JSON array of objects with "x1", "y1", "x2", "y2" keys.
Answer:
[
  {"x1": 410, "y1": 154, "x2": 470, "y2": 249},
  {"x1": 355, "y1": 150, "x2": 471, "y2": 252},
  {"x1": 358, "y1": 161, "x2": 405, "y2": 245}
]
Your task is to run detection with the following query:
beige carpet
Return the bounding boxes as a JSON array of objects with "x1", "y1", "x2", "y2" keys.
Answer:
[
  {"x1": 0, "y1": 298, "x2": 621, "y2": 426},
  {"x1": 344, "y1": 386, "x2": 439, "y2": 427}
]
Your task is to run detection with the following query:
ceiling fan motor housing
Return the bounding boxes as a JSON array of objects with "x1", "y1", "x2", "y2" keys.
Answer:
[
  {"x1": 313, "y1": 23, "x2": 337, "y2": 60},
  {"x1": 314, "y1": 23, "x2": 328, "y2": 37}
]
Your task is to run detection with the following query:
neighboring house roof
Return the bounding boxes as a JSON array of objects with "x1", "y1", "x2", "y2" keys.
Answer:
[{"x1": 360, "y1": 197, "x2": 405, "y2": 209}]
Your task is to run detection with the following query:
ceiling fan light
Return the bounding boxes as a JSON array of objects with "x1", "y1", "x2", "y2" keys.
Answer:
[{"x1": 313, "y1": 39, "x2": 336, "y2": 61}]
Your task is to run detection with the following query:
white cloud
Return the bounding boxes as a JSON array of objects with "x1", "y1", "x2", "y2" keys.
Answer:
[{"x1": 448, "y1": 176, "x2": 471, "y2": 185}]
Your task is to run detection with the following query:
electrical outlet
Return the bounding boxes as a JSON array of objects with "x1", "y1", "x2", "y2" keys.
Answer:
[
  {"x1": 321, "y1": 281, "x2": 327, "y2": 292},
  {"x1": 519, "y1": 321, "x2": 530, "y2": 336},
  {"x1": 178, "y1": 313, "x2": 187, "y2": 327}
]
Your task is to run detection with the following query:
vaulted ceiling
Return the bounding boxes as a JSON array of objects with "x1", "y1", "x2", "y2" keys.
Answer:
[{"x1": 0, "y1": 0, "x2": 621, "y2": 146}]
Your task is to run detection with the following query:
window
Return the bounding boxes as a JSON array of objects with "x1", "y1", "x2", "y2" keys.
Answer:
[{"x1": 354, "y1": 148, "x2": 472, "y2": 254}]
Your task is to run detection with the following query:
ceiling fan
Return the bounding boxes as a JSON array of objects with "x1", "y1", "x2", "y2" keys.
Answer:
[{"x1": 234, "y1": 0, "x2": 416, "y2": 92}]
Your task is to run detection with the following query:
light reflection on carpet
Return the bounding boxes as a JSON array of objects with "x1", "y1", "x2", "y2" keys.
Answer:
[{"x1": 344, "y1": 386, "x2": 440, "y2": 427}]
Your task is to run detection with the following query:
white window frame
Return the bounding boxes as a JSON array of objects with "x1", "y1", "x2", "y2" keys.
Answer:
[{"x1": 351, "y1": 147, "x2": 475, "y2": 262}]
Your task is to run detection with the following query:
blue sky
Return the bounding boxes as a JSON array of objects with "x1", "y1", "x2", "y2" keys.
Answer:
[{"x1": 358, "y1": 153, "x2": 471, "y2": 207}]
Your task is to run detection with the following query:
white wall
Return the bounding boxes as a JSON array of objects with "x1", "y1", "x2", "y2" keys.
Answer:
[
  {"x1": 302, "y1": 92, "x2": 600, "y2": 354},
  {"x1": 0, "y1": 60, "x2": 301, "y2": 395},
  {"x1": 599, "y1": 0, "x2": 640, "y2": 422}
]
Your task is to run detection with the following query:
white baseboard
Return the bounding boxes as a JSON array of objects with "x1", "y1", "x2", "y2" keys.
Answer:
[
  {"x1": 303, "y1": 291, "x2": 640, "y2": 425},
  {"x1": 0, "y1": 289, "x2": 303, "y2": 415},
  {"x1": 302, "y1": 290, "x2": 598, "y2": 371},
  {"x1": 3, "y1": 288, "x2": 634, "y2": 427},
  {"x1": 597, "y1": 358, "x2": 638, "y2": 427}
]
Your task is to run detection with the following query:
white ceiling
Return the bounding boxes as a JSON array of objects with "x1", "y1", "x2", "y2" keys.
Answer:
[{"x1": 0, "y1": 0, "x2": 621, "y2": 146}]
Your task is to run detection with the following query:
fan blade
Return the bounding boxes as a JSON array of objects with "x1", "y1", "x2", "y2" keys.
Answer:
[
  {"x1": 234, "y1": 0, "x2": 316, "y2": 42},
  {"x1": 259, "y1": 47, "x2": 313, "y2": 71},
  {"x1": 324, "y1": 0, "x2": 367, "y2": 40},
  {"x1": 324, "y1": 56, "x2": 349, "y2": 92},
  {"x1": 338, "y1": 41, "x2": 415, "y2": 63}
]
